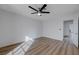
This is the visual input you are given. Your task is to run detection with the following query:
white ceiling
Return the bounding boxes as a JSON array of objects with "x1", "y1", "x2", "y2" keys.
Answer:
[{"x1": 0, "y1": 4, "x2": 79, "y2": 20}]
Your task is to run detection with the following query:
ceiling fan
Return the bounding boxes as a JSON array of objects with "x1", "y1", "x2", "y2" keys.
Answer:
[{"x1": 28, "y1": 4, "x2": 50, "y2": 16}]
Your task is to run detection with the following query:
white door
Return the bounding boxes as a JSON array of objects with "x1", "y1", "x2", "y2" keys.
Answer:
[{"x1": 69, "y1": 24, "x2": 74, "y2": 42}]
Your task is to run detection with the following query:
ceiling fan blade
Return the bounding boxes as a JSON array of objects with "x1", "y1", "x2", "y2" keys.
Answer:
[
  {"x1": 40, "y1": 4, "x2": 47, "y2": 11},
  {"x1": 28, "y1": 6, "x2": 38, "y2": 12},
  {"x1": 41, "y1": 11, "x2": 50, "y2": 13},
  {"x1": 31, "y1": 12, "x2": 38, "y2": 14}
]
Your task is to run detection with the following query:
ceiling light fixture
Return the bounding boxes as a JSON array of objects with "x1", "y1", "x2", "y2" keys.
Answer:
[{"x1": 37, "y1": 12, "x2": 41, "y2": 16}]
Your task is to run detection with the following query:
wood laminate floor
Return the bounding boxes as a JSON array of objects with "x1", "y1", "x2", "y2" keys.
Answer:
[
  {"x1": 25, "y1": 37, "x2": 79, "y2": 55},
  {"x1": 0, "y1": 42, "x2": 22, "y2": 55}
]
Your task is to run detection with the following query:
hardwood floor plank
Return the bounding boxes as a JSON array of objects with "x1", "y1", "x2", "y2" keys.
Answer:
[
  {"x1": 31, "y1": 44, "x2": 49, "y2": 55},
  {"x1": 73, "y1": 46, "x2": 79, "y2": 55},
  {"x1": 52, "y1": 42, "x2": 63, "y2": 55},
  {"x1": 45, "y1": 41, "x2": 62, "y2": 55},
  {"x1": 40, "y1": 41, "x2": 58, "y2": 55},
  {"x1": 66, "y1": 44, "x2": 73, "y2": 55},
  {"x1": 59, "y1": 41, "x2": 68, "y2": 55},
  {"x1": 26, "y1": 44, "x2": 45, "y2": 55}
]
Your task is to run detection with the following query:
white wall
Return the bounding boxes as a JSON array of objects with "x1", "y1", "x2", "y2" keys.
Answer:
[
  {"x1": 42, "y1": 15, "x2": 78, "y2": 47},
  {"x1": 42, "y1": 16, "x2": 63, "y2": 41},
  {"x1": 0, "y1": 9, "x2": 42, "y2": 47}
]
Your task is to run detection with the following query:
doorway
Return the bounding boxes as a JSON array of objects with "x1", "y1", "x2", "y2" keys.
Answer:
[{"x1": 63, "y1": 20, "x2": 73, "y2": 44}]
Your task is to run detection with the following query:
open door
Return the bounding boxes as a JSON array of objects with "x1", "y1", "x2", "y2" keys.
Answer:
[
  {"x1": 69, "y1": 24, "x2": 74, "y2": 43},
  {"x1": 63, "y1": 20, "x2": 73, "y2": 43},
  {"x1": 63, "y1": 17, "x2": 78, "y2": 48}
]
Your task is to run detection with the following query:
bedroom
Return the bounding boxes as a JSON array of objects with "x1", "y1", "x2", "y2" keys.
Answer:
[{"x1": 0, "y1": 4, "x2": 79, "y2": 55}]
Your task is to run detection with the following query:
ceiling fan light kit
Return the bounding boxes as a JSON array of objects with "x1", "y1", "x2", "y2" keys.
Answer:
[
  {"x1": 28, "y1": 4, "x2": 50, "y2": 16},
  {"x1": 37, "y1": 12, "x2": 41, "y2": 16}
]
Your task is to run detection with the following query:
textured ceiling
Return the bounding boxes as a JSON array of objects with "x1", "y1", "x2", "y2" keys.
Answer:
[{"x1": 0, "y1": 4, "x2": 79, "y2": 20}]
